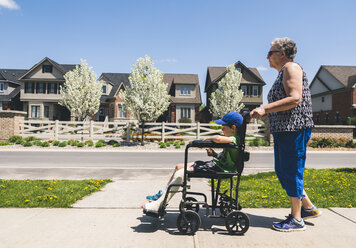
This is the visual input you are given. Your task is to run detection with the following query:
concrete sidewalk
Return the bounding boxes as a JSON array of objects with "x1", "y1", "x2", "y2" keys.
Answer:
[{"x1": 1, "y1": 178, "x2": 356, "y2": 248}]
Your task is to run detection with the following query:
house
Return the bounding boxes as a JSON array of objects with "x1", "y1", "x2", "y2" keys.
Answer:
[
  {"x1": 0, "y1": 69, "x2": 27, "y2": 111},
  {"x1": 201, "y1": 61, "x2": 266, "y2": 122},
  {"x1": 98, "y1": 73, "x2": 202, "y2": 123},
  {"x1": 310, "y1": 65, "x2": 356, "y2": 124}
]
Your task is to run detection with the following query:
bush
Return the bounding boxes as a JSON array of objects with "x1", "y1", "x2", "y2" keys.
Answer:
[
  {"x1": 113, "y1": 143, "x2": 120, "y2": 147},
  {"x1": 108, "y1": 140, "x2": 119, "y2": 146},
  {"x1": 248, "y1": 138, "x2": 269, "y2": 146},
  {"x1": 15, "y1": 139, "x2": 23, "y2": 144},
  {"x1": 85, "y1": 140, "x2": 94, "y2": 146},
  {"x1": 58, "y1": 141, "x2": 67, "y2": 147},
  {"x1": 77, "y1": 142, "x2": 85, "y2": 147},
  {"x1": 95, "y1": 141, "x2": 107, "y2": 148},
  {"x1": 345, "y1": 140, "x2": 356, "y2": 148},
  {"x1": 33, "y1": 140, "x2": 43, "y2": 146},
  {"x1": 347, "y1": 116, "x2": 356, "y2": 125},
  {"x1": 0, "y1": 141, "x2": 10, "y2": 146},
  {"x1": 22, "y1": 142, "x2": 33, "y2": 147},
  {"x1": 8, "y1": 135, "x2": 22, "y2": 143},
  {"x1": 308, "y1": 137, "x2": 338, "y2": 148},
  {"x1": 41, "y1": 142, "x2": 50, "y2": 147},
  {"x1": 178, "y1": 117, "x2": 192, "y2": 123},
  {"x1": 160, "y1": 143, "x2": 167, "y2": 148},
  {"x1": 52, "y1": 140, "x2": 60, "y2": 146},
  {"x1": 174, "y1": 144, "x2": 181, "y2": 149},
  {"x1": 23, "y1": 136, "x2": 39, "y2": 142},
  {"x1": 180, "y1": 141, "x2": 186, "y2": 146}
]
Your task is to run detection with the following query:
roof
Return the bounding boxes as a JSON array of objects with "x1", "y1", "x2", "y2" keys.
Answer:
[
  {"x1": 322, "y1": 66, "x2": 356, "y2": 88},
  {"x1": 99, "y1": 72, "x2": 202, "y2": 105},
  {"x1": 205, "y1": 61, "x2": 266, "y2": 92},
  {"x1": 0, "y1": 69, "x2": 27, "y2": 84}
]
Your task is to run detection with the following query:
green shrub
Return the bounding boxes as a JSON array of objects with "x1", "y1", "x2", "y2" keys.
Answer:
[
  {"x1": 113, "y1": 143, "x2": 120, "y2": 147},
  {"x1": 248, "y1": 138, "x2": 269, "y2": 146},
  {"x1": 33, "y1": 140, "x2": 42, "y2": 146},
  {"x1": 22, "y1": 142, "x2": 33, "y2": 147},
  {"x1": 58, "y1": 141, "x2": 67, "y2": 147},
  {"x1": 345, "y1": 140, "x2": 356, "y2": 148},
  {"x1": 85, "y1": 140, "x2": 94, "y2": 146},
  {"x1": 180, "y1": 141, "x2": 186, "y2": 146},
  {"x1": 98, "y1": 140, "x2": 106, "y2": 143},
  {"x1": 347, "y1": 116, "x2": 356, "y2": 125},
  {"x1": 0, "y1": 141, "x2": 11, "y2": 146},
  {"x1": 108, "y1": 140, "x2": 119, "y2": 146},
  {"x1": 160, "y1": 143, "x2": 167, "y2": 148},
  {"x1": 23, "y1": 136, "x2": 39, "y2": 142},
  {"x1": 165, "y1": 142, "x2": 171, "y2": 147},
  {"x1": 15, "y1": 139, "x2": 23, "y2": 144},
  {"x1": 41, "y1": 142, "x2": 50, "y2": 147},
  {"x1": 174, "y1": 144, "x2": 181, "y2": 149},
  {"x1": 308, "y1": 137, "x2": 338, "y2": 148},
  {"x1": 77, "y1": 142, "x2": 85, "y2": 147},
  {"x1": 8, "y1": 135, "x2": 22, "y2": 143},
  {"x1": 71, "y1": 140, "x2": 80, "y2": 146},
  {"x1": 95, "y1": 141, "x2": 107, "y2": 147},
  {"x1": 178, "y1": 117, "x2": 192, "y2": 123},
  {"x1": 52, "y1": 140, "x2": 60, "y2": 146}
]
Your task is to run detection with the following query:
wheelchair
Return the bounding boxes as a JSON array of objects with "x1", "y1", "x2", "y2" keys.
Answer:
[{"x1": 144, "y1": 114, "x2": 250, "y2": 235}]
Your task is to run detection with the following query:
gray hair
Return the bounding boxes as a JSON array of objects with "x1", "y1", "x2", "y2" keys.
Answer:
[{"x1": 271, "y1": 37, "x2": 297, "y2": 60}]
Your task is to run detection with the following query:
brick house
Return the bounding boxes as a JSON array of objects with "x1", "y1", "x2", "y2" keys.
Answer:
[
  {"x1": 200, "y1": 61, "x2": 266, "y2": 122},
  {"x1": 310, "y1": 65, "x2": 356, "y2": 124},
  {"x1": 98, "y1": 73, "x2": 202, "y2": 123}
]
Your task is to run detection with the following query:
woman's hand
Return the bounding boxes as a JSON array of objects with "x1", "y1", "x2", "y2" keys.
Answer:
[
  {"x1": 206, "y1": 148, "x2": 216, "y2": 157},
  {"x1": 250, "y1": 107, "x2": 266, "y2": 119}
]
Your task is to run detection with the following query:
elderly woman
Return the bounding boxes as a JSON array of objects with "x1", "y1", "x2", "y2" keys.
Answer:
[{"x1": 250, "y1": 37, "x2": 321, "y2": 232}]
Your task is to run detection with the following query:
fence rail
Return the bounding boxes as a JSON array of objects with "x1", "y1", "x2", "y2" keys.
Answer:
[{"x1": 18, "y1": 120, "x2": 267, "y2": 142}]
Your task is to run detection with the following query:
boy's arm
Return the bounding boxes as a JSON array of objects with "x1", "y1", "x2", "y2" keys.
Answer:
[{"x1": 203, "y1": 135, "x2": 233, "y2": 143}]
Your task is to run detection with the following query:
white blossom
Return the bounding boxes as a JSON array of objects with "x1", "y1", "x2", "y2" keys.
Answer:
[
  {"x1": 59, "y1": 59, "x2": 103, "y2": 121},
  {"x1": 209, "y1": 65, "x2": 245, "y2": 118},
  {"x1": 119, "y1": 55, "x2": 170, "y2": 123}
]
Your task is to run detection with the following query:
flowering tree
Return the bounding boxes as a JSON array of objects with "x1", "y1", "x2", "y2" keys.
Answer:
[
  {"x1": 119, "y1": 55, "x2": 170, "y2": 145},
  {"x1": 59, "y1": 59, "x2": 103, "y2": 121},
  {"x1": 209, "y1": 65, "x2": 245, "y2": 118}
]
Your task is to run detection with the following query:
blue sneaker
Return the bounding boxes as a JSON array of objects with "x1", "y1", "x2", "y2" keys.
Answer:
[
  {"x1": 272, "y1": 215, "x2": 306, "y2": 232},
  {"x1": 301, "y1": 206, "x2": 322, "y2": 219},
  {"x1": 146, "y1": 190, "x2": 163, "y2": 201}
]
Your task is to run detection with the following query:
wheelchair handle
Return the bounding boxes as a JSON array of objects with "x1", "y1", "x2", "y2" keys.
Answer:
[{"x1": 188, "y1": 140, "x2": 238, "y2": 149}]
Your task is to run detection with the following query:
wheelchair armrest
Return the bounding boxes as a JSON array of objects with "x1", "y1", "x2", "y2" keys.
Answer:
[{"x1": 189, "y1": 140, "x2": 238, "y2": 149}]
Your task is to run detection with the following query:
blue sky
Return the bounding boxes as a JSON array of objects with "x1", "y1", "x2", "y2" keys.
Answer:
[{"x1": 1, "y1": 0, "x2": 355, "y2": 105}]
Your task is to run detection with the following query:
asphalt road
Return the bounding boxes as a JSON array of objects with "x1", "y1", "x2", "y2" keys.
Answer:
[{"x1": 0, "y1": 151, "x2": 355, "y2": 179}]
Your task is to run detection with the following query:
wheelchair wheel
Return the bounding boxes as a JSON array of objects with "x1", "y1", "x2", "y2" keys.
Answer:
[
  {"x1": 225, "y1": 211, "x2": 249, "y2": 235},
  {"x1": 179, "y1": 197, "x2": 200, "y2": 213},
  {"x1": 219, "y1": 199, "x2": 236, "y2": 217},
  {"x1": 177, "y1": 210, "x2": 201, "y2": 235}
]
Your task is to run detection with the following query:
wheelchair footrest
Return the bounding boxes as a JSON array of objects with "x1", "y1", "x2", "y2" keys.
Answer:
[{"x1": 143, "y1": 209, "x2": 160, "y2": 218}]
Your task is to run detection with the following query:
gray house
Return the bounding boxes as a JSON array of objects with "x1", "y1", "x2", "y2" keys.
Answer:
[{"x1": 0, "y1": 69, "x2": 26, "y2": 111}]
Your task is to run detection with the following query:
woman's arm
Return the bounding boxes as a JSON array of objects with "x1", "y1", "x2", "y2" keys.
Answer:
[{"x1": 250, "y1": 63, "x2": 303, "y2": 118}]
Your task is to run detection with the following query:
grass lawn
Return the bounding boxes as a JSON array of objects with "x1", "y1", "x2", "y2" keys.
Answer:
[
  {"x1": 218, "y1": 168, "x2": 355, "y2": 208},
  {"x1": 0, "y1": 179, "x2": 112, "y2": 208}
]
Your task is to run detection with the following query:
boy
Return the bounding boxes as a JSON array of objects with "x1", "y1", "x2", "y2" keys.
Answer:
[{"x1": 142, "y1": 111, "x2": 243, "y2": 212}]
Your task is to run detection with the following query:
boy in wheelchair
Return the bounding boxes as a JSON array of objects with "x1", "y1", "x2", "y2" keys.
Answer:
[{"x1": 141, "y1": 111, "x2": 243, "y2": 213}]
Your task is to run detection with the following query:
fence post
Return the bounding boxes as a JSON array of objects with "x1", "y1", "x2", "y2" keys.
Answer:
[
  {"x1": 162, "y1": 122, "x2": 165, "y2": 142},
  {"x1": 126, "y1": 123, "x2": 130, "y2": 142},
  {"x1": 196, "y1": 122, "x2": 200, "y2": 140},
  {"x1": 89, "y1": 120, "x2": 94, "y2": 140},
  {"x1": 54, "y1": 120, "x2": 59, "y2": 140}
]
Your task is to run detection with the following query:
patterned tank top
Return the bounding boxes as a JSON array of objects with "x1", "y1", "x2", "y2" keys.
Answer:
[{"x1": 267, "y1": 64, "x2": 314, "y2": 133}]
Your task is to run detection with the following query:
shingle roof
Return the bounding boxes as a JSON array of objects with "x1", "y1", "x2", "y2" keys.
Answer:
[
  {"x1": 322, "y1": 66, "x2": 356, "y2": 88},
  {"x1": 99, "y1": 72, "x2": 202, "y2": 105},
  {"x1": 0, "y1": 69, "x2": 27, "y2": 84},
  {"x1": 205, "y1": 61, "x2": 266, "y2": 92}
]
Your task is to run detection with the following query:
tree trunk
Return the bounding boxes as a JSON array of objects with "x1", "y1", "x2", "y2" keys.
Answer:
[{"x1": 141, "y1": 121, "x2": 145, "y2": 146}]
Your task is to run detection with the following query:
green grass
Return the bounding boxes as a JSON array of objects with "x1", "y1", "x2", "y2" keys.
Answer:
[
  {"x1": 0, "y1": 179, "x2": 112, "y2": 208},
  {"x1": 217, "y1": 168, "x2": 355, "y2": 208}
]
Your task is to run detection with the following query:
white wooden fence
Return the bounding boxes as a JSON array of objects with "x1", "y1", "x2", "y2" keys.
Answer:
[{"x1": 18, "y1": 120, "x2": 267, "y2": 142}]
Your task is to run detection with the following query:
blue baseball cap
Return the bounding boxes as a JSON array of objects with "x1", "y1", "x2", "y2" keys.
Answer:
[{"x1": 214, "y1": 112, "x2": 243, "y2": 127}]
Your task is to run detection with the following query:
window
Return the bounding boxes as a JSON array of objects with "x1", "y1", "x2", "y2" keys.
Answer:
[
  {"x1": 0, "y1": 83, "x2": 4, "y2": 92},
  {"x1": 241, "y1": 85, "x2": 247, "y2": 96},
  {"x1": 44, "y1": 106, "x2": 49, "y2": 118},
  {"x1": 336, "y1": 112, "x2": 340, "y2": 124},
  {"x1": 252, "y1": 86, "x2": 259, "y2": 97},
  {"x1": 117, "y1": 103, "x2": 127, "y2": 118},
  {"x1": 31, "y1": 106, "x2": 40, "y2": 118},
  {"x1": 48, "y1": 83, "x2": 57, "y2": 94},
  {"x1": 325, "y1": 112, "x2": 329, "y2": 124},
  {"x1": 102, "y1": 85, "x2": 107, "y2": 94},
  {"x1": 36, "y1": 82, "x2": 46, "y2": 93},
  {"x1": 110, "y1": 103, "x2": 114, "y2": 118},
  {"x1": 180, "y1": 87, "x2": 191, "y2": 96},
  {"x1": 316, "y1": 113, "x2": 320, "y2": 124},
  {"x1": 42, "y1": 65, "x2": 53, "y2": 73},
  {"x1": 321, "y1": 97, "x2": 325, "y2": 102},
  {"x1": 236, "y1": 68, "x2": 241, "y2": 73},
  {"x1": 25, "y1": 82, "x2": 35, "y2": 93},
  {"x1": 181, "y1": 107, "x2": 191, "y2": 119}
]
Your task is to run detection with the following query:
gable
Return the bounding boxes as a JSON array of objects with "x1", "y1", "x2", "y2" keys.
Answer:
[
  {"x1": 318, "y1": 67, "x2": 345, "y2": 90},
  {"x1": 21, "y1": 61, "x2": 65, "y2": 80},
  {"x1": 310, "y1": 78, "x2": 330, "y2": 95}
]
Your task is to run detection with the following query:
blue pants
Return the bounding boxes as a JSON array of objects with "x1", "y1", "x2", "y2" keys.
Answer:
[{"x1": 273, "y1": 128, "x2": 312, "y2": 198}]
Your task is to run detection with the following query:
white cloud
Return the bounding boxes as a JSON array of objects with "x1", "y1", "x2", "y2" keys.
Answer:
[
  {"x1": 156, "y1": 58, "x2": 178, "y2": 63},
  {"x1": 0, "y1": 0, "x2": 19, "y2": 9},
  {"x1": 257, "y1": 66, "x2": 268, "y2": 71}
]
